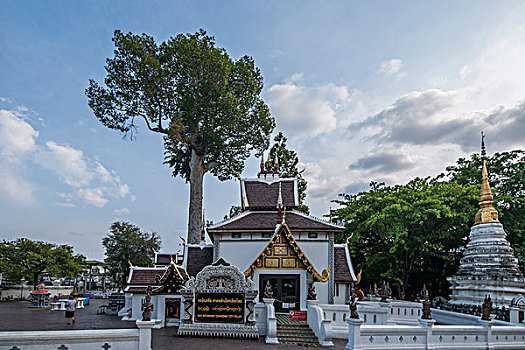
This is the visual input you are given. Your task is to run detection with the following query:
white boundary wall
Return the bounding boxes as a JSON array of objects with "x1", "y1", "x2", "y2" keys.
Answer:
[
  {"x1": 345, "y1": 318, "x2": 525, "y2": 350},
  {"x1": 0, "y1": 321, "x2": 154, "y2": 350}
]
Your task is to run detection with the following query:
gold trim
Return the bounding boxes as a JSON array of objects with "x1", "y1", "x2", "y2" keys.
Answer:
[{"x1": 244, "y1": 223, "x2": 330, "y2": 283}]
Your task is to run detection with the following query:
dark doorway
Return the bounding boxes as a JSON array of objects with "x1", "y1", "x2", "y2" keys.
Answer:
[{"x1": 260, "y1": 274, "x2": 300, "y2": 312}]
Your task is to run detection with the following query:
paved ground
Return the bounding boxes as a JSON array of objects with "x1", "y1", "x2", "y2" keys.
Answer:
[{"x1": 0, "y1": 299, "x2": 347, "y2": 349}]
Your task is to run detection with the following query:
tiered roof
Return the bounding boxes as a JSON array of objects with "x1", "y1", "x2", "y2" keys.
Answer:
[{"x1": 208, "y1": 209, "x2": 343, "y2": 232}]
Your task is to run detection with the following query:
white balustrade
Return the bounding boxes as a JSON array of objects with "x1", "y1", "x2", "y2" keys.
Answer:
[
  {"x1": 307, "y1": 300, "x2": 334, "y2": 346},
  {"x1": 344, "y1": 317, "x2": 525, "y2": 349}
]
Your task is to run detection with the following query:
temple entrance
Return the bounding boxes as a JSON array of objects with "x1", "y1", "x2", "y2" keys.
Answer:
[{"x1": 260, "y1": 274, "x2": 300, "y2": 312}]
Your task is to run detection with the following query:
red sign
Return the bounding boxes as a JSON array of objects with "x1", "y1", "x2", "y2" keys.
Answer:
[{"x1": 289, "y1": 310, "x2": 307, "y2": 321}]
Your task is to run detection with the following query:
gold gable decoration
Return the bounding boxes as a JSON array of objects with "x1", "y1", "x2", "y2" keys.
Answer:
[
  {"x1": 151, "y1": 261, "x2": 189, "y2": 295},
  {"x1": 244, "y1": 223, "x2": 330, "y2": 283}
]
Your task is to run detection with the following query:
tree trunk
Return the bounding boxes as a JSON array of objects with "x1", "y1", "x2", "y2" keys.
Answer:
[
  {"x1": 33, "y1": 272, "x2": 39, "y2": 289},
  {"x1": 188, "y1": 148, "x2": 205, "y2": 244}
]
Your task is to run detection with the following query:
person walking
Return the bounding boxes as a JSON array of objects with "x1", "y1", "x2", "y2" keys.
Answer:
[{"x1": 65, "y1": 295, "x2": 77, "y2": 324}]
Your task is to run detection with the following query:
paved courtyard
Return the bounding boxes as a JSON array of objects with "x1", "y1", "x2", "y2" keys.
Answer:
[{"x1": 0, "y1": 299, "x2": 347, "y2": 349}]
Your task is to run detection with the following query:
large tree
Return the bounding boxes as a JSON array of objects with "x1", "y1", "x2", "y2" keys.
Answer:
[
  {"x1": 333, "y1": 178, "x2": 479, "y2": 299},
  {"x1": 0, "y1": 238, "x2": 85, "y2": 288},
  {"x1": 443, "y1": 149, "x2": 525, "y2": 273},
  {"x1": 102, "y1": 221, "x2": 161, "y2": 289},
  {"x1": 86, "y1": 30, "x2": 275, "y2": 244},
  {"x1": 268, "y1": 132, "x2": 309, "y2": 214}
]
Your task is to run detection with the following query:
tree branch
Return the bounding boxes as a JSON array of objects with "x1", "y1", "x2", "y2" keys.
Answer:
[{"x1": 204, "y1": 160, "x2": 220, "y2": 172}]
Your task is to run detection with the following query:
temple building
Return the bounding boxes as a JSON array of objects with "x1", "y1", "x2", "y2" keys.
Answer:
[
  {"x1": 122, "y1": 157, "x2": 357, "y2": 326},
  {"x1": 448, "y1": 139, "x2": 525, "y2": 307}
]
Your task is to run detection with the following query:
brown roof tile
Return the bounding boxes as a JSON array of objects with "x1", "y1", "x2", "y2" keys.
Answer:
[
  {"x1": 244, "y1": 179, "x2": 296, "y2": 208},
  {"x1": 209, "y1": 211, "x2": 343, "y2": 231},
  {"x1": 334, "y1": 246, "x2": 355, "y2": 282},
  {"x1": 128, "y1": 268, "x2": 165, "y2": 285},
  {"x1": 185, "y1": 246, "x2": 214, "y2": 277}
]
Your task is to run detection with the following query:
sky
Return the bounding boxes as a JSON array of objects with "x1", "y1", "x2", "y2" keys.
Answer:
[{"x1": 1, "y1": 1, "x2": 525, "y2": 260}]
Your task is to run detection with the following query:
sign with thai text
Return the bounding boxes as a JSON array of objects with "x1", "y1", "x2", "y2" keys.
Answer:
[
  {"x1": 195, "y1": 292, "x2": 245, "y2": 324},
  {"x1": 289, "y1": 310, "x2": 307, "y2": 321}
]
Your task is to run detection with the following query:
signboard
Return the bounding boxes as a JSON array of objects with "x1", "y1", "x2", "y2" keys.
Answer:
[
  {"x1": 195, "y1": 292, "x2": 245, "y2": 324},
  {"x1": 289, "y1": 310, "x2": 307, "y2": 321}
]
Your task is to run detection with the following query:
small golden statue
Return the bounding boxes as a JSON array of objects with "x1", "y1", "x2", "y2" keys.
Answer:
[
  {"x1": 307, "y1": 285, "x2": 317, "y2": 300},
  {"x1": 481, "y1": 294, "x2": 492, "y2": 321},
  {"x1": 142, "y1": 287, "x2": 154, "y2": 321},
  {"x1": 263, "y1": 280, "x2": 273, "y2": 299},
  {"x1": 350, "y1": 285, "x2": 359, "y2": 319},
  {"x1": 421, "y1": 284, "x2": 432, "y2": 320}
]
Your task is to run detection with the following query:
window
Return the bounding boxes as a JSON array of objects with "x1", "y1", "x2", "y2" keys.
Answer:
[
  {"x1": 308, "y1": 232, "x2": 318, "y2": 239},
  {"x1": 262, "y1": 232, "x2": 272, "y2": 238},
  {"x1": 335, "y1": 284, "x2": 339, "y2": 297},
  {"x1": 232, "y1": 233, "x2": 241, "y2": 239}
]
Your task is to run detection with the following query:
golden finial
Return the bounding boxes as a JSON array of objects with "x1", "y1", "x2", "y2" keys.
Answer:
[
  {"x1": 128, "y1": 260, "x2": 133, "y2": 267},
  {"x1": 474, "y1": 132, "x2": 499, "y2": 225},
  {"x1": 282, "y1": 206, "x2": 286, "y2": 224}
]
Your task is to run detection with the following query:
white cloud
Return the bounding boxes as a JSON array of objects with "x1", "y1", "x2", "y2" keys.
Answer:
[
  {"x1": 35, "y1": 141, "x2": 93, "y2": 187},
  {"x1": 0, "y1": 103, "x2": 133, "y2": 208},
  {"x1": 0, "y1": 168, "x2": 35, "y2": 206},
  {"x1": 266, "y1": 79, "x2": 353, "y2": 137},
  {"x1": 113, "y1": 207, "x2": 130, "y2": 215},
  {"x1": 0, "y1": 109, "x2": 39, "y2": 161},
  {"x1": 56, "y1": 202, "x2": 76, "y2": 208},
  {"x1": 378, "y1": 58, "x2": 404, "y2": 77},
  {"x1": 77, "y1": 188, "x2": 108, "y2": 208}
]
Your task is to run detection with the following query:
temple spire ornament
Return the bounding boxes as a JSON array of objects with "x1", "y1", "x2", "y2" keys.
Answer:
[
  {"x1": 259, "y1": 153, "x2": 265, "y2": 178},
  {"x1": 474, "y1": 132, "x2": 500, "y2": 225}
]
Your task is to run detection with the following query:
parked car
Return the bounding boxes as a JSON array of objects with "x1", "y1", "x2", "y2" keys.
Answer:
[{"x1": 93, "y1": 291, "x2": 108, "y2": 299}]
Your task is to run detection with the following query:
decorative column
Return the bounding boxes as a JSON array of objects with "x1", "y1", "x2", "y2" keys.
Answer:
[
  {"x1": 263, "y1": 298, "x2": 279, "y2": 344},
  {"x1": 345, "y1": 317, "x2": 363, "y2": 350},
  {"x1": 136, "y1": 320, "x2": 155, "y2": 350},
  {"x1": 328, "y1": 232, "x2": 334, "y2": 304},
  {"x1": 418, "y1": 318, "x2": 436, "y2": 350}
]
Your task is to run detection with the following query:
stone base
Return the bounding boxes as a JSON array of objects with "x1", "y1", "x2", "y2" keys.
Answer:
[
  {"x1": 448, "y1": 276, "x2": 525, "y2": 308},
  {"x1": 178, "y1": 323, "x2": 259, "y2": 338}
]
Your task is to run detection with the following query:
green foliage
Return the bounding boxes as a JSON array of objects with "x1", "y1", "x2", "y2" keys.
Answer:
[
  {"x1": 333, "y1": 178, "x2": 479, "y2": 299},
  {"x1": 268, "y1": 132, "x2": 309, "y2": 214},
  {"x1": 102, "y1": 222, "x2": 161, "y2": 289},
  {"x1": 86, "y1": 29, "x2": 275, "y2": 243},
  {"x1": 0, "y1": 238, "x2": 86, "y2": 287},
  {"x1": 443, "y1": 150, "x2": 525, "y2": 273}
]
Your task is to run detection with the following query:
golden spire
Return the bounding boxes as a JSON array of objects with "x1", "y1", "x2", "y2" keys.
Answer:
[{"x1": 474, "y1": 132, "x2": 499, "y2": 225}]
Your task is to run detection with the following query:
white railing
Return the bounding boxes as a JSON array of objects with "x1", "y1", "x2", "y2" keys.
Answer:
[
  {"x1": 0, "y1": 321, "x2": 154, "y2": 350},
  {"x1": 344, "y1": 317, "x2": 525, "y2": 350},
  {"x1": 357, "y1": 302, "x2": 390, "y2": 325},
  {"x1": 307, "y1": 300, "x2": 333, "y2": 346},
  {"x1": 319, "y1": 303, "x2": 350, "y2": 338},
  {"x1": 0, "y1": 329, "x2": 139, "y2": 350},
  {"x1": 431, "y1": 308, "x2": 512, "y2": 326},
  {"x1": 388, "y1": 300, "x2": 422, "y2": 325}
]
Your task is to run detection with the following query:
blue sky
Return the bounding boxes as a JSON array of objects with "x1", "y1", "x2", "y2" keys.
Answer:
[{"x1": 2, "y1": 1, "x2": 525, "y2": 260}]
